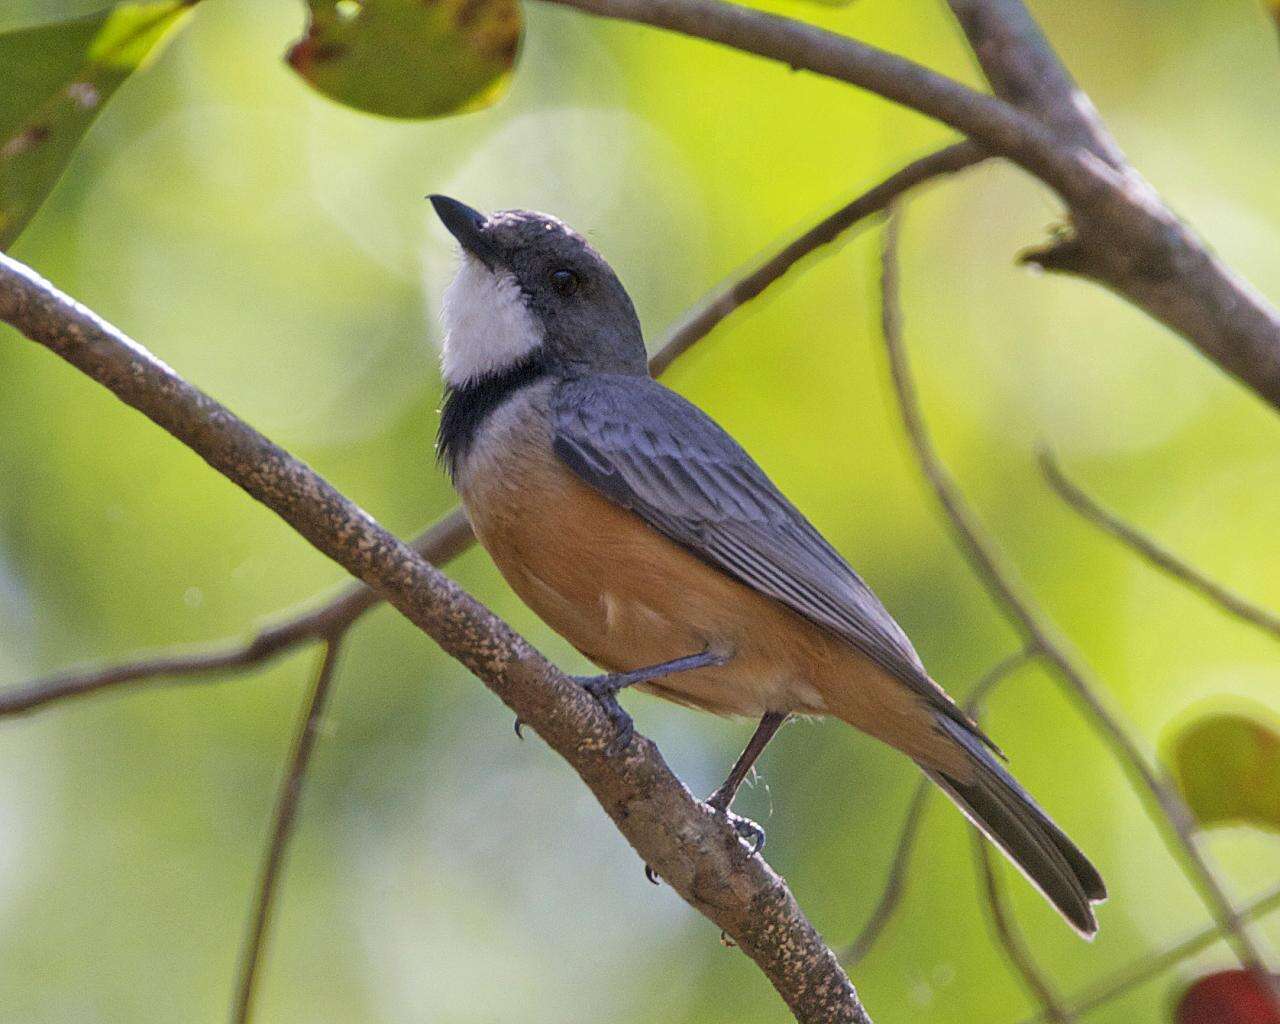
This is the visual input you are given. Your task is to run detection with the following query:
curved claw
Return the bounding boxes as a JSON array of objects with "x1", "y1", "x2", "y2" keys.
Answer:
[
  {"x1": 644, "y1": 864, "x2": 660, "y2": 885},
  {"x1": 580, "y1": 677, "x2": 635, "y2": 757},
  {"x1": 727, "y1": 811, "x2": 766, "y2": 854},
  {"x1": 514, "y1": 717, "x2": 524, "y2": 739},
  {"x1": 706, "y1": 803, "x2": 766, "y2": 854}
]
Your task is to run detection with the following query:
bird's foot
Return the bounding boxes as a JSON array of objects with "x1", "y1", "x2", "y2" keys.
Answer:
[
  {"x1": 721, "y1": 809, "x2": 766, "y2": 854},
  {"x1": 705, "y1": 790, "x2": 766, "y2": 854},
  {"x1": 574, "y1": 673, "x2": 636, "y2": 757}
]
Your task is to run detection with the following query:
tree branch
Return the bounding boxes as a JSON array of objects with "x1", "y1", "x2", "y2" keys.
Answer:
[
  {"x1": 878, "y1": 208, "x2": 1272, "y2": 984},
  {"x1": 651, "y1": 140, "x2": 988, "y2": 375},
  {"x1": 974, "y1": 838, "x2": 1072, "y2": 1023},
  {"x1": 234, "y1": 633, "x2": 346, "y2": 1024},
  {"x1": 0, "y1": 510, "x2": 473, "y2": 716},
  {"x1": 0, "y1": 253, "x2": 870, "y2": 1024},
  {"x1": 965, "y1": 653, "x2": 1071, "y2": 1024},
  {"x1": 1019, "y1": 882, "x2": 1280, "y2": 1024},
  {"x1": 540, "y1": 0, "x2": 1280, "y2": 408},
  {"x1": 0, "y1": 144, "x2": 979, "y2": 719},
  {"x1": 943, "y1": 0, "x2": 1124, "y2": 167},
  {"x1": 1040, "y1": 451, "x2": 1280, "y2": 641},
  {"x1": 838, "y1": 646, "x2": 1038, "y2": 966}
]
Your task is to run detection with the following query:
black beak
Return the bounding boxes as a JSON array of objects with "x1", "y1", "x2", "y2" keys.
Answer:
[{"x1": 429, "y1": 194, "x2": 500, "y2": 269}]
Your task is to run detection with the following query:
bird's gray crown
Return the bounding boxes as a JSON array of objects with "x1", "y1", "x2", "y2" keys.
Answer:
[{"x1": 430, "y1": 195, "x2": 648, "y2": 388}]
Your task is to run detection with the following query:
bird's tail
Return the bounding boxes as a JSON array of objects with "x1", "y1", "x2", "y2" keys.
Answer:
[{"x1": 925, "y1": 715, "x2": 1107, "y2": 937}]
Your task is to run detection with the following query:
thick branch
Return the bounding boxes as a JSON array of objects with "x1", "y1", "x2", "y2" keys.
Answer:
[
  {"x1": 943, "y1": 0, "x2": 1124, "y2": 166},
  {"x1": 0, "y1": 253, "x2": 869, "y2": 1024},
  {"x1": 540, "y1": 0, "x2": 1280, "y2": 408},
  {"x1": 878, "y1": 209, "x2": 1271, "y2": 982}
]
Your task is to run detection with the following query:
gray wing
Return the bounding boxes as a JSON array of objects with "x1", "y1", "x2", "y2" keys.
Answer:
[{"x1": 551, "y1": 374, "x2": 988, "y2": 743}]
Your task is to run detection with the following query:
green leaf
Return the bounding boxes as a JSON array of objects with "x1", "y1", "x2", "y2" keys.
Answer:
[
  {"x1": 1171, "y1": 710, "x2": 1280, "y2": 832},
  {"x1": 0, "y1": 2, "x2": 191, "y2": 250},
  {"x1": 287, "y1": 0, "x2": 521, "y2": 120}
]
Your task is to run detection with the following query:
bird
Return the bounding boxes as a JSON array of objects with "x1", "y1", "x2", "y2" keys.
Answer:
[{"x1": 427, "y1": 193, "x2": 1107, "y2": 936}]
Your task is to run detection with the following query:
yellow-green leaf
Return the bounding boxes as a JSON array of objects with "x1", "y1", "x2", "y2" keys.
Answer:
[
  {"x1": 287, "y1": 0, "x2": 521, "y2": 120},
  {"x1": 1170, "y1": 710, "x2": 1280, "y2": 832},
  {"x1": 0, "y1": 3, "x2": 192, "y2": 250}
]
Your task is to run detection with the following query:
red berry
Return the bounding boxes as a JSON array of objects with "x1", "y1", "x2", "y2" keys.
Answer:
[{"x1": 1176, "y1": 970, "x2": 1280, "y2": 1024}]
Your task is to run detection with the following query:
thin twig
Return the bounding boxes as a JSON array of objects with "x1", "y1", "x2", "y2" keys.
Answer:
[
  {"x1": 0, "y1": 510, "x2": 473, "y2": 717},
  {"x1": 838, "y1": 646, "x2": 1037, "y2": 966},
  {"x1": 1018, "y1": 882, "x2": 1280, "y2": 1023},
  {"x1": 1, "y1": 251, "x2": 871, "y2": 1023},
  {"x1": 1040, "y1": 450, "x2": 1280, "y2": 640},
  {"x1": 974, "y1": 836, "x2": 1072, "y2": 1023},
  {"x1": 233, "y1": 633, "x2": 346, "y2": 1024},
  {"x1": 0, "y1": 144, "x2": 981, "y2": 720},
  {"x1": 652, "y1": 141, "x2": 988, "y2": 375},
  {"x1": 965, "y1": 653, "x2": 1071, "y2": 1024},
  {"x1": 877, "y1": 208, "x2": 1272, "y2": 982},
  {"x1": 839, "y1": 775, "x2": 931, "y2": 968}
]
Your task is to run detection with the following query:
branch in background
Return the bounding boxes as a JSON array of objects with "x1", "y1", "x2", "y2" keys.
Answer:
[
  {"x1": 943, "y1": 0, "x2": 1124, "y2": 167},
  {"x1": 0, "y1": 253, "x2": 870, "y2": 1024},
  {"x1": 838, "y1": 646, "x2": 1038, "y2": 966},
  {"x1": 1019, "y1": 882, "x2": 1280, "y2": 1024},
  {"x1": 0, "y1": 143, "x2": 981, "y2": 720},
  {"x1": 233, "y1": 634, "x2": 346, "y2": 1024},
  {"x1": 542, "y1": 0, "x2": 1280, "y2": 409},
  {"x1": 877, "y1": 209, "x2": 1272, "y2": 984},
  {"x1": 964, "y1": 652, "x2": 1071, "y2": 1024},
  {"x1": 974, "y1": 839, "x2": 1072, "y2": 1023},
  {"x1": 1040, "y1": 451, "x2": 1280, "y2": 641},
  {"x1": 651, "y1": 140, "x2": 988, "y2": 375},
  {"x1": 0, "y1": 509, "x2": 473, "y2": 717}
]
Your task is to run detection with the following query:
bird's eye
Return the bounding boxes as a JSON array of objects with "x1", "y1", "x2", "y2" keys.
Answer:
[{"x1": 551, "y1": 268, "x2": 579, "y2": 295}]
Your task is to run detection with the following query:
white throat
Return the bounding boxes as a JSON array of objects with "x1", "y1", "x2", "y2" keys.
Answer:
[{"x1": 440, "y1": 255, "x2": 543, "y2": 387}]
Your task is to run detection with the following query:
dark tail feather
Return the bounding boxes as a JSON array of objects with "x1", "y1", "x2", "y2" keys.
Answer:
[{"x1": 926, "y1": 717, "x2": 1107, "y2": 937}]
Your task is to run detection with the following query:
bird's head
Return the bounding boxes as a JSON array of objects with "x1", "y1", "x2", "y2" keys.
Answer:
[{"x1": 430, "y1": 195, "x2": 648, "y2": 388}]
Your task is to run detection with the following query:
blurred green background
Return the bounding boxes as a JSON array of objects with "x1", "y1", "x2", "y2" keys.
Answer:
[{"x1": 2, "y1": 0, "x2": 1279, "y2": 1021}]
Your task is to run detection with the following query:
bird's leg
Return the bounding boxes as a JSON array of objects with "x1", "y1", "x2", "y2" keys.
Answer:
[
  {"x1": 515, "y1": 648, "x2": 728, "y2": 750},
  {"x1": 705, "y1": 711, "x2": 789, "y2": 853},
  {"x1": 573, "y1": 648, "x2": 727, "y2": 757}
]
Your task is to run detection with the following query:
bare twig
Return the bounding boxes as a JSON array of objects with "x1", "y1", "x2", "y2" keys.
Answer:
[
  {"x1": 0, "y1": 144, "x2": 979, "y2": 719},
  {"x1": 965, "y1": 652, "x2": 1071, "y2": 1024},
  {"x1": 541, "y1": 0, "x2": 1280, "y2": 409},
  {"x1": 838, "y1": 646, "x2": 1037, "y2": 966},
  {"x1": 0, "y1": 510, "x2": 473, "y2": 717},
  {"x1": 878, "y1": 209, "x2": 1272, "y2": 983},
  {"x1": 974, "y1": 839, "x2": 1072, "y2": 1023},
  {"x1": 1018, "y1": 882, "x2": 1280, "y2": 1024},
  {"x1": 1040, "y1": 451, "x2": 1280, "y2": 640},
  {"x1": 651, "y1": 140, "x2": 988, "y2": 375},
  {"x1": 233, "y1": 633, "x2": 346, "y2": 1024},
  {"x1": 838, "y1": 773, "x2": 931, "y2": 968},
  {"x1": 0, "y1": 252, "x2": 870, "y2": 1023}
]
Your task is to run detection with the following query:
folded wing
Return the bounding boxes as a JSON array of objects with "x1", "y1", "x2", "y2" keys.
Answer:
[{"x1": 550, "y1": 373, "x2": 993, "y2": 749}]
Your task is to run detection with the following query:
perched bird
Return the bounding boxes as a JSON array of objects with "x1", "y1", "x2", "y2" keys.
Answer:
[{"x1": 428, "y1": 194, "x2": 1107, "y2": 936}]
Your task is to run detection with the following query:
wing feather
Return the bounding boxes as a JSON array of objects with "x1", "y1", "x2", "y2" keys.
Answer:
[{"x1": 551, "y1": 375, "x2": 993, "y2": 747}]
